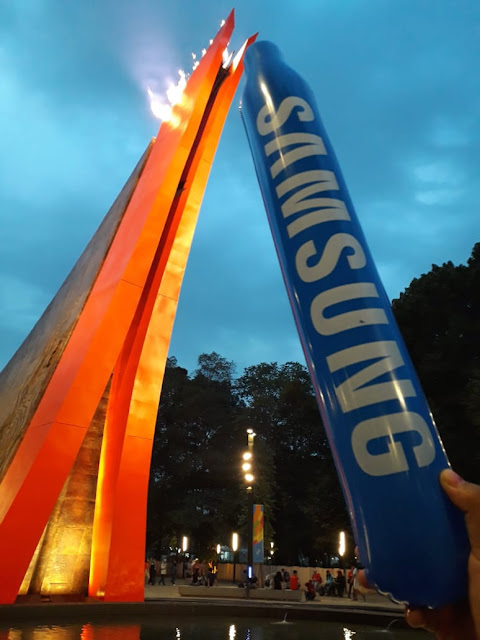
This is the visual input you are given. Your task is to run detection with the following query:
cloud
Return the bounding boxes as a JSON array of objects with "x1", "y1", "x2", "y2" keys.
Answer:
[{"x1": 1, "y1": 0, "x2": 479, "y2": 376}]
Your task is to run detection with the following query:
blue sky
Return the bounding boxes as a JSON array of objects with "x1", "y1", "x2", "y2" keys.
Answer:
[{"x1": 1, "y1": 0, "x2": 479, "y2": 376}]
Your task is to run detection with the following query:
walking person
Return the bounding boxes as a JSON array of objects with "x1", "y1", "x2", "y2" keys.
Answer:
[
  {"x1": 347, "y1": 565, "x2": 354, "y2": 598},
  {"x1": 312, "y1": 567, "x2": 322, "y2": 595},
  {"x1": 352, "y1": 566, "x2": 365, "y2": 601},
  {"x1": 168, "y1": 555, "x2": 177, "y2": 585},
  {"x1": 148, "y1": 558, "x2": 157, "y2": 585},
  {"x1": 158, "y1": 556, "x2": 167, "y2": 585}
]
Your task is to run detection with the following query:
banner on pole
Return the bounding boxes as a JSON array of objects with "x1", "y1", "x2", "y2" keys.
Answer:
[{"x1": 253, "y1": 504, "x2": 264, "y2": 563}]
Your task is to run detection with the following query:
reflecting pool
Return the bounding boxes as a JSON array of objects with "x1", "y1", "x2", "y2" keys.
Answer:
[{"x1": 1, "y1": 615, "x2": 426, "y2": 639}]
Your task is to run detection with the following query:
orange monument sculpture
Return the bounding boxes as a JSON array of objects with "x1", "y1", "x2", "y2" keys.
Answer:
[{"x1": 0, "y1": 11, "x2": 256, "y2": 604}]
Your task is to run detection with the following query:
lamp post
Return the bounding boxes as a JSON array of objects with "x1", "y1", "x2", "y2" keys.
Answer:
[
  {"x1": 232, "y1": 532, "x2": 238, "y2": 584},
  {"x1": 338, "y1": 531, "x2": 346, "y2": 569},
  {"x1": 243, "y1": 428, "x2": 256, "y2": 593},
  {"x1": 182, "y1": 536, "x2": 188, "y2": 579}
]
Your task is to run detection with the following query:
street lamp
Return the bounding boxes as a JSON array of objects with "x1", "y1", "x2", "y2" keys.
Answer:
[
  {"x1": 243, "y1": 428, "x2": 256, "y2": 591},
  {"x1": 182, "y1": 536, "x2": 188, "y2": 579},
  {"x1": 232, "y1": 532, "x2": 238, "y2": 583},
  {"x1": 339, "y1": 531, "x2": 346, "y2": 568}
]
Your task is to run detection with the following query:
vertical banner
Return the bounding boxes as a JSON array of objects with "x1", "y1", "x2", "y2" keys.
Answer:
[{"x1": 252, "y1": 504, "x2": 264, "y2": 563}]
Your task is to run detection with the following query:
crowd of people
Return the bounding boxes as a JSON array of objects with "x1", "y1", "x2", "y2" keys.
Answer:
[
  {"x1": 304, "y1": 568, "x2": 357, "y2": 600},
  {"x1": 141, "y1": 471, "x2": 480, "y2": 639},
  {"x1": 264, "y1": 568, "x2": 295, "y2": 590},
  {"x1": 145, "y1": 556, "x2": 218, "y2": 588},
  {"x1": 264, "y1": 567, "x2": 357, "y2": 601},
  {"x1": 145, "y1": 555, "x2": 177, "y2": 586}
]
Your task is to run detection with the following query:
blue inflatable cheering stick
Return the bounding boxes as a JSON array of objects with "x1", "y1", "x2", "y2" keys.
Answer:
[{"x1": 241, "y1": 40, "x2": 469, "y2": 607}]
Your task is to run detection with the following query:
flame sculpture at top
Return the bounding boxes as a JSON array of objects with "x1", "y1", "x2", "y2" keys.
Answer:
[{"x1": 0, "y1": 10, "x2": 256, "y2": 604}]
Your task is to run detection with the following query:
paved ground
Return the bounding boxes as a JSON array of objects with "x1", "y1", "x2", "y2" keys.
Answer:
[
  {"x1": 144, "y1": 578, "x2": 404, "y2": 612},
  {"x1": 0, "y1": 579, "x2": 407, "y2": 628}
]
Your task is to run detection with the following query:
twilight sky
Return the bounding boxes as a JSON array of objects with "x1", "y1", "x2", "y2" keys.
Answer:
[{"x1": 1, "y1": 0, "x2": 479, "y2": 376}]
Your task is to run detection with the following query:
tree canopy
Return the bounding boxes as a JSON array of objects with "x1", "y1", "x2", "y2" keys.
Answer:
[{"x1": 392, "y1": 242, "x2": 480, "y2": 483}]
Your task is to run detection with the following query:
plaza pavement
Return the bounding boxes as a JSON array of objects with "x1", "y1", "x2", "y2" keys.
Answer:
[
  {"x1": 144, "y1": 578, "x2": 404, "y2": 613},
  {"x1": 0, "y1": 578, "x2": 406, "y2": 628}
]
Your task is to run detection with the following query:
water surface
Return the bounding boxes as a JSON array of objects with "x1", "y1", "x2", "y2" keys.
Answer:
[{"x1": 2, "y1": 615, "x2": 426, "y2": 639}]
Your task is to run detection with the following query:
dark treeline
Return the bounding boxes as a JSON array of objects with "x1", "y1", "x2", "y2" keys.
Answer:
[{"x1": 147, "y1": 243, "x2": 480, "y2": 565}]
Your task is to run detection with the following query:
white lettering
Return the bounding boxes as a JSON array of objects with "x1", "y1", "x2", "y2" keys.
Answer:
[
  {"x1": 276, "y1": 169, "x2": 338, "y2": 199},
  {"x1": 326, "y1": 341, "x2": 416, "y2": 412},
  {"x1": 311, "y1": 283, "x2": 388, "y2": 335},
  {"x1": 264, "y1": 133, "x2": 326, "y2": 179},
  {"x1": 351, "y1": 412, "x2": 436, "y2": 476},
  {"x1": 296, "y1": 233, "x2": 366, "y2": 284},
  {"x1": 281, "y1": 187, "x2": 342, "y2": 219},
  {"x1": 256, "y1": 96, "x2": 314, "y2": 136},
  {"x1": 287, "y1": 204, "x2": 350, "y2": 238}
]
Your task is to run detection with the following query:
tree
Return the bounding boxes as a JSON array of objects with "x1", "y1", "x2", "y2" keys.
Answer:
[
  {"x1": 392, "y1": 243, "x2": 480, "y2": 483},
  {"x1": 147, "y1": 354, "x2": 247, "y2": 558},
  {"x1": 236, "y1": 361, "x2": 351, "y2": 565}
]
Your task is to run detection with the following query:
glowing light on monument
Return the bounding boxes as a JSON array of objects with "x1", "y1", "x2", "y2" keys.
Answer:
[
  {"x1": 147, "y1": 88, "x2": 172, "y2": 122},
  {"x1": 0, "y1": 8, "x2": 257, "y2": 605},
  {"x1": 147, "y1": 69, "x2": 187, "y2": 122},
  {"x1": 148, "y1": 15, "x2": 232, "y2": 121}
]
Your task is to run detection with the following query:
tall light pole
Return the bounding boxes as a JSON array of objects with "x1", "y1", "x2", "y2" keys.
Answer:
[
  {"x1": 182, "y1": 536, "x2": 188, "y2": 579},
  {"x1": 338, "y1": 531, "x2": 346, "y2": 569},
  {"x1": 232, "y1": 532, "x2": 238, "y2": 584},
  {"x1": 243, "y1": 428, "x2": 256, "y2": 592}
]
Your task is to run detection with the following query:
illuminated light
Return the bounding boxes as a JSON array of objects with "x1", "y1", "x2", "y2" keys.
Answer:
[
  {"x1": 243, "y1": 452, "x2": 252, "y2": 461},
  {"x1": 343, "y1": 629, "x2": 356, "y2": 640},
  {"x1": 246, "y1": 428, "x2": 254, "y2": 434},
  {"x1": 259, "y1": 81, "x2": 275, "y2": 114},
  {"x1": 216, "y1": 543, "x2": 221, "y2": 554},
  {"x1": 147, "y1": 88, "x2": 172, "y2": 122},
  {"x1": 242, "y1": 462, "x2": 251, "y2": 471},
  {"x1": 270, "y1": 541, "x2": 274, "y2": 548},
  {"x1": 222, "y1": 46, "x2": 233, "y2": 69},
  {"x1": 147, "y1": 69, "x2": 187, "y2": 122},
  {"x1": 231, "y1": 37, "x2": 250, "y2": 73},
  {"x1": 176, "y1": 628, "x2": 181, "y2": 639},
  {"x1": 339, "y1": 531, "x2": 346, "y2": 557},
  {"x1": 232, "y1": 532, "x2": 238, "y2": 552},
  {"x1": 166, "y1": 70, "x2": 187, "y2": 105},
  {"x1": 245, "y1": 473, "x2": 254, "y2": 483},
  {"x1": 182, "y1": 536, "x2": 188, "y2": 552},
  {"x1": 229, "y1": 624, "x2": 236, "y2": 640}
]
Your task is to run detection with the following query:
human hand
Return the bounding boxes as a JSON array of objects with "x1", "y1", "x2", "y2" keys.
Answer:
[{"x1": 406, "y1": 469, "x2": 480, "y2": 639}]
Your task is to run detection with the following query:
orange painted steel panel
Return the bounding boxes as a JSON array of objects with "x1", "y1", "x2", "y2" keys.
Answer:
[
  {"x1": 0, "y1": 15, "x2": 234, "y2": 605},
  {"x1": 88, "y1": 16, "x2": 236, "y2": 599},
  {"x1": 90, "y1": 33, "x2": 257, "y2": 602}
]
